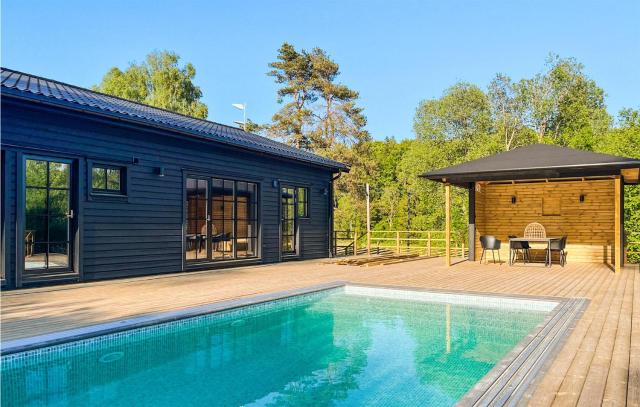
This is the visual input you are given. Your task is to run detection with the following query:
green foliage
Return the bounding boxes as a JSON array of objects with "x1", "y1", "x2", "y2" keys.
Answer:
[
  {"x1": 263, "y1": 46, "x2": 637, "y2": 252},
  {"x1": 516, "y1": 55, "x2": 610, "y2": 148},
  {"x1": 597, "y1": 108, "x2": 640, "y2": 261},
  {"x1": 323, "y1": 53, "x2": 637, "y2": 260},
  {"x1": 94, "y1": 51, "x2": 208, "y2": 119}
]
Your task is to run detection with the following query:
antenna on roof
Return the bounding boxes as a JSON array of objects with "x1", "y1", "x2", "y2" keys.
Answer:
[{"x1": 232, "y1": 103, "x2": 247, "y2": 131}]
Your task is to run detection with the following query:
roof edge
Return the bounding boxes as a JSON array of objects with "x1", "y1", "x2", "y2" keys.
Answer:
[
  {"x1": 421, "y1": 160, "x2": 640, "y2": 180},
  {"x1": 2, "y1": 89, "x2": 349, "y2": 172}
]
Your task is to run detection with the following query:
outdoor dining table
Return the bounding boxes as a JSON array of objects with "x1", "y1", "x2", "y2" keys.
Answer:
[{"x1": 509, "y1": 237, "x2": 561, "y2": 267}]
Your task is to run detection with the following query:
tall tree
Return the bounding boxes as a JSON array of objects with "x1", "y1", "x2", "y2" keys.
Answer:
[
  {"x1": 266, "y1": 43, "x2": 316, "y2": 148},
  {"x1": 94, "y1": 51, "x2": 208, "y2": 119},
  {"x1": 488, "y1": 74, "x2": 533, "y2": 150},
  {"x1": 307, "y1": 47, "x2": 368, "y2": 151},
  {"x1": 414, "y1": 82, "x2": 497, "y2": 161},
  {"x1": 265, "y1": 43, "x2": 373, "y2": 232},
  {"x1": 517, "y1": 55, "x2": 610, "y2": 147},
  {"x1": 266, "y1": 43, "x2": 370, "y2": 151}
]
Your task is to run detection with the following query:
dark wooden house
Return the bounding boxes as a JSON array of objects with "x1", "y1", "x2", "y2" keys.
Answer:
[{"x1": 0, "y1": 68, "x2": 347, "y2": 288}]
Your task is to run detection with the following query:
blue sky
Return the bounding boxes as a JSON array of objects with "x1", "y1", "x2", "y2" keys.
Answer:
[{"x1": 2, "y1": 0, "x2": 638, "y2": 140}]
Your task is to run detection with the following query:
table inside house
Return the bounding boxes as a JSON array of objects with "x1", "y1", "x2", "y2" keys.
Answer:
[{"x1": 509, "y1": 237, "x2": 561, "y2": 267}]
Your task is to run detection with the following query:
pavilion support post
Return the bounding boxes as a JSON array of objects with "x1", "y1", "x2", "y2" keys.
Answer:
[
  {"x1": 366, "y1": 183, "x2": 371, "y2": 256},
  {"x1": 445, "y1": 183, "x2": 451, "y2": 267},
  {"x1": 468, "y1": 182, "x2": 476, "y2": 261},
  {"x1": 614, "y1": 176, "x2": 622, "y2": 273}
]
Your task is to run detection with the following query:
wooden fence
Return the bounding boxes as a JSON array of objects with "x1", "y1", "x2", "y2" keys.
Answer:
[
  {"x1": 333, "y1": 231, "x2": 639, "y2": 264},
  {"x1": 332, "y1": 230, "x2": 468, "y2": 258}
]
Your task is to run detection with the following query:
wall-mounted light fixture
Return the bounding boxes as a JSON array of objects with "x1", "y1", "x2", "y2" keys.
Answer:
[
  {"x1": 580, "y1": 194, "x2": 585, "y2": 202},
  {"x1": 322, "y1": 188, "x2": 329, "y2": 196},
  {"x1": 132, "y1": 156, "x2": 140, "y2": 165},
  {"x1": 272, "y1": 179, "x2": 279, "y2": 188},
  {"x1": 157, "y1": 166, "x2": 165, "y2": 177},
  {"x1": 511, "y1": 196, "x2": 517, "y2": 204}
]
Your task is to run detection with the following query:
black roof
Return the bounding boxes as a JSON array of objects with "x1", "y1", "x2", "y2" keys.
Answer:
[
  {"x1": 421, "y1": 144, "x2": 640, "y2": 185},
  {"x1": 0, "y1": 67, "x2": 347, "y2": 172}
]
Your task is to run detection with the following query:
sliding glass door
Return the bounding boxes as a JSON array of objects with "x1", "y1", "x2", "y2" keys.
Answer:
[
  {"x1": 23, "y1": 158, "x2": 75, "y2": 275},
  {"x1": 185, "y1": 178, "x2": 209, "y2": 261},
  {"x1": 185, "y1": 176, "x2": 258, "y2": 264}
]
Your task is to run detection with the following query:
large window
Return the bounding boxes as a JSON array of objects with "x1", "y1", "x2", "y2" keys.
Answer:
[{"x1": 185, "y1": 177, "x2": 258, "y2": 263}]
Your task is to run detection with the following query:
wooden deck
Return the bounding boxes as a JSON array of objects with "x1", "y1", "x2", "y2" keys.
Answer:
[{"x1": 1, "y1": 258, "x2": 638, "y2": 406}]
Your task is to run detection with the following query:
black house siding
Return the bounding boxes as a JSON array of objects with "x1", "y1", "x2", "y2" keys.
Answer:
[{"x1": 1, "y1": 99, "x2": 335, "y2": 287}]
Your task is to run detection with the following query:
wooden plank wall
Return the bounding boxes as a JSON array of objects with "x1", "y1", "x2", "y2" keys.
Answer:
[{"x1": 474, "y1": 179, "x2": 615, "y2": 264}]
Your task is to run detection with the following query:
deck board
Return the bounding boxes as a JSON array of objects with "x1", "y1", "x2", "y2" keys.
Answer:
[{"x1": 1, "y1": 258, "x2": 638, "y2": 406}]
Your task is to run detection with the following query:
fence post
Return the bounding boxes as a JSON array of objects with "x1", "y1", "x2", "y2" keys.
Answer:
[
  {"x1": 353, "y1": 230, "x2": 358, "y2": 256},
  {"x1": 396, "y1": 231, "x2": 400, "y2": 254},
  {"x1": 427, "y1": 231, "x2": 431, "y2": 257},
  {"x1": 461, "y1": 237, "x2": 465, "y2": 258}
]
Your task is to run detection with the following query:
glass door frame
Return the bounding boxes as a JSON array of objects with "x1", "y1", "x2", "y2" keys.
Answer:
[
  {"x1": 280, "y1": 184, "x2": 299, "y2": 257},
  {"x1": 184, "y1": 176, "x2": 211, "y2": 264},
  {"x1": 183, "y1": 173, "x2": 261, "y2": 267},
  {"x1": 17, "y1": 154, "x2": 78, "y2": 286}
]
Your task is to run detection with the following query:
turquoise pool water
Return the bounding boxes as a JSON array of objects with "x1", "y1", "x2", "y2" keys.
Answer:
[{"x1": 1, "y1": 288, "x2": 549, "y2": 406}]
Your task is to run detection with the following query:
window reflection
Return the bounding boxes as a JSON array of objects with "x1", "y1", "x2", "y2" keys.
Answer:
[
  {"x1": 91, "y1": 165, "x2": 124, "y2": 194},
  {"x1": 212, "y1": 179, "x2": 236, "y2": 260},
  {"x1": 185, "y1": 178, "x2": 208, "y2": 261},
  {"x1": 24, "y1": 159, "x2": 70, "y2": 271}
]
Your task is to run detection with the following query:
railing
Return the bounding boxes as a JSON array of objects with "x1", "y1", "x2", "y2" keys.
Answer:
[
  {"x1": 333, "y1": 230, "x2": 468, "y2": 258},
  {"x1": 332, "y1": 230, "x2": 356, "y2": 257}
]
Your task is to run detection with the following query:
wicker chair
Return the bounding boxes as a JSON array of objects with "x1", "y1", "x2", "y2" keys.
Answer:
[{"x1": 524, "y1": 222, "x2": 546, "y2": 239}]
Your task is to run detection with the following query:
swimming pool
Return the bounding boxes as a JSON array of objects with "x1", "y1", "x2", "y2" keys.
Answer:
[{"x1": 1, "y1": 283, "x2": 586, "y2": 406}]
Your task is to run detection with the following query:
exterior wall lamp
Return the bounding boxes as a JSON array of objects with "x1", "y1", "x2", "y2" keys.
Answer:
[
  {"x1": 511, "y1": 196, "x2": 517, "y2": 204},
  {"x1": 580, "y1": 194, "x2": 585, "y2": 202}
]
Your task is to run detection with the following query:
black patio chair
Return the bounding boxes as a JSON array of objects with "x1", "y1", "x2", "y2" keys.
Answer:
[
  {"x1": 547, "y1": 236, "x2": 567, "y2": 266},
  {"x1": 508, "y1": 235, "x2": 530, "y2": 264},
  {"x1": 211, "y1": 233, "x2": 225, "y2": 251},
  {"x1": 480, "y1": 235, "x2": 501, "y2": 264}
]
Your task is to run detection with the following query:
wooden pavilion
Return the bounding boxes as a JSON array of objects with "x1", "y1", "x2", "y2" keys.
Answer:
[{"x1": 421, "y1": 144, "x2": 640, "y2": 272}]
